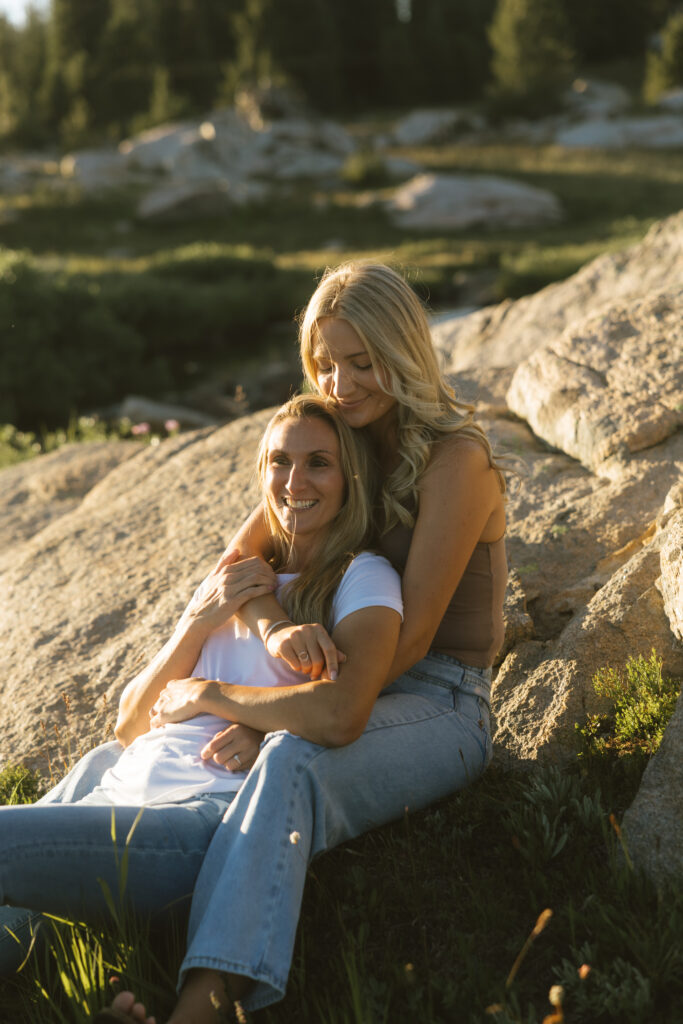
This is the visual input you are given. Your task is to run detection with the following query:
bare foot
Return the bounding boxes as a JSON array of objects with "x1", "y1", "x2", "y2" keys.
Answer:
[
  {"x1": 93, "y1": 990, "x2": 156, "y2": 1024},
  {"x1": 168, "y1": 968, "x2": 250, "y2": 1024}
]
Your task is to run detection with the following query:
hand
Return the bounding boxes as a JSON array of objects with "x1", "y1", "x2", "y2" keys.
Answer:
[
  {"x1": 149, "y1": 677, "x2": 213, "y2": 727},
  {"x1": 201, "y1": 722, "x2": 265, "y2": 772},
  {"x1": 265, "y1": 622, "x2": 346, "y2": 680},
  {"x1": 186, "y1": 550, "x2": 276, "y2": 636}
]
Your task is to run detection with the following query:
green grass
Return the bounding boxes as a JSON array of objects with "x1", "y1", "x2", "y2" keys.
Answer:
[
  {"x1": 1, "y1": 653, "x2": 681, "y2": 1023},
  {"x1": 1, "y1": 142, "x2": 682, "y2": 437}
]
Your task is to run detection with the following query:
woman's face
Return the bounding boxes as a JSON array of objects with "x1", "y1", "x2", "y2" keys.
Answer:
[
  {"x1": 313, "y1": 318, "x2": 397, "y2": 430},
  {"x1": 265, "y1": 416, "x2": 346, "y2": 545}
]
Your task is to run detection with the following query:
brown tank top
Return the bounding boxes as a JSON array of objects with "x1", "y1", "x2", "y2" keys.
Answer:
[{"x1": 377, "y1": 525, "x2": 508, "y2": 669}]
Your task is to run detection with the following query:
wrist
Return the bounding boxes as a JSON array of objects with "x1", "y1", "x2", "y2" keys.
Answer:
[
  {"x1": 261, "y1": 618, "x2": 294, "y2": 645},
  {"x1": 205, "y1": 679, "x2": 231, "y2": 716}
]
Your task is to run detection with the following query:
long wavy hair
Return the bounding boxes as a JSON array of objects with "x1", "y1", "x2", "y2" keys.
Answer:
[
  {"x1": 300, "y1": 261, "x2": 506, "y2": 533},
  {"x1": 256, "y1": 394, "x2": 375, "y2": 627}
]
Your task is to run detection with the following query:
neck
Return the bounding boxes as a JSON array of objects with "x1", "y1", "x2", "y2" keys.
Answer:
[
  {"x1": 281, "y1": 534, "x2": 317, "y2": 574},
  {"x1": 368, "y1": 412, "x2": 400, "y2": 472}
]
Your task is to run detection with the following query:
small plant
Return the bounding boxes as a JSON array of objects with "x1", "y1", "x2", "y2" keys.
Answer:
[
  {"x1": 0, "y1": 761, "x2": 44, "y2": 805},
  {"x1": 576, "y1": 650, "x2": 680, "y2": 768}
]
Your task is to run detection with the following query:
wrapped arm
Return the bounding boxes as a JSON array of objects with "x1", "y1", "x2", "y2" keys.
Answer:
[{"x1": 150, "y1": 605, "x2": 402, "y2": 748}]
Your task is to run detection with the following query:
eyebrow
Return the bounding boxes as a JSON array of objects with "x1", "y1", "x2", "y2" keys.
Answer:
[
  {"x1": 313, "y1": 348, "x2": 369, "y2": 361},
  {"x1": 269, "y1": 448, "x2": 336, "y2": 456}
]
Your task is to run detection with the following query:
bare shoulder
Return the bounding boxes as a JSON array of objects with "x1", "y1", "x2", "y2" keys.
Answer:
[
  {"x1": 424, "y1": 432, "x2": 494, "y2": 480},
  {"x1": 419, "y1": 432, "x2": 505, "y2": 542}
]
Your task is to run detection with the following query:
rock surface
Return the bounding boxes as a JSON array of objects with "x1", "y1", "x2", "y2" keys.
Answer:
[
  {"x1": 506, "y1": 289, "x2": 683, "y2": 472},
  {"x1": 621, "y1": 693, "x2": 683, "y2": 884},
  {"x1": 432, "y1": 211, "x2": 683, "y2": 372},
  {"x1": 0, "y1": 413, "x2": 271, "y2": 767},
  {"x1": 386, "y1": 173, "x2": 562, "y2": 230},
  {"x1": 555, "y1": 114, "x2": 683, "y2": 148}
]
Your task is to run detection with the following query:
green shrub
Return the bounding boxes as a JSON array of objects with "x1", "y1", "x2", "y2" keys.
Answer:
[
  {"x1": 0, "y1": 252, "x2": 149, "y2": 429},
  {"x1": 644, "y1": 10, "x2": 683, "y2": 103},
  {"x1": 577, "y1": 650, "x2": 680, "y2": 768},
  {"x1": 0, "y1": 246, "x2": 310, "y2": 432},
  {"x1": 0, "y1": 761, "x2": 43, "y2": 805}
]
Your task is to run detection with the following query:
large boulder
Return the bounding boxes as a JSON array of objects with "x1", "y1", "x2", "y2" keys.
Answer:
[
  {"x1": 433, "y1": 211, "x2": 683, "y2": 774},
  {"x1": 391, "y1": 108, "x2": 484, "y2": 146},
  {"x1": 621, "y1": 693, "x2": 683, "y2": 886},
  {"x1": 506, "y1": 289, "x2": 683, "y2": 473},
  {"x1": 564, "y1": 78, "x2": 631, "y2": 119},
  {"x1": 0, "y1": 441, "x2": 138, "y2": 575},
  {"x1": 0, "y1": 412, "x2": 270, "y2": 768},
  {"x1": 555, "y1": 114, "x2": 683, "y2": 148},
  {"x1": 432, "y1": 210, "x2": 683, "y2": 372},
  {"x1": 386, "y1": 173, "x2": 562, "y2": 231}
]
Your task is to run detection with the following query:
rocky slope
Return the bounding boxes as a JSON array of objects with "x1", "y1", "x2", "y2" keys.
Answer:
[{"x1": 0, "y1": 212, "x2": 681, "y2": 881}]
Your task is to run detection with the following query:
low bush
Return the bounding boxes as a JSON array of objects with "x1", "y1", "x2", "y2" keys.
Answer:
[
  {"x1": 0, "y1": 762, "x2": 44, "y2": 805},
  {"x1": 576, "y1": 650, "x2": 680, "y2": 773},
  {"x1": 0, "y1": 247, "x2": 311, "y2": 432}
]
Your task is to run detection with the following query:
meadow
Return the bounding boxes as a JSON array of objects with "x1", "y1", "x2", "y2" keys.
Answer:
[{"x1": 1, "y1": 137, "x2": 683, "y2": 442}]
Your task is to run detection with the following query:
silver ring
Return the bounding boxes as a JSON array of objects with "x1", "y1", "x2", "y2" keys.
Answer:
[
  {"x1": 233, "y1": 753, "x2": 242, "y2": 768},
  {"x1": 298, "y1": 651, "x2": 310, "y2": 660}
]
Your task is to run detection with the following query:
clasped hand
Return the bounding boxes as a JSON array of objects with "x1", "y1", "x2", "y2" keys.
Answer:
[
  {"x1": 149, "y1": 678, "x2": 264, "y2": 772},
  {"x1": 185, "y1": 550, "x2": 276, "y2": 635},
  {"x1": 264, "y1": 621, "x2": 346, "y2": 680}
]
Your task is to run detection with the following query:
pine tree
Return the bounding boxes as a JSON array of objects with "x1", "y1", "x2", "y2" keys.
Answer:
[
  {"x1": 644, "y1": 9, "x2": 683, "y2": 103},
  {"x1": 488, "y1": 0, "x2": 574, "y2": 116}
]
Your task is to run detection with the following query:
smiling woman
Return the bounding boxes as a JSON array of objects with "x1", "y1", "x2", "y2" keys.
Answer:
[
  {"x1": 0, "y1": 394, "x2": 404, "y2": 1024},
  {"x1": 266, "y1": 417, "x2": 346, "y2": 546}
]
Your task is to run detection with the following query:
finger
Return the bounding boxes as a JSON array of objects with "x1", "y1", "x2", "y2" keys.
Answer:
[
  {"x1": 200, "y1": 728, "x2": 235, "y2": 760},
  {"x1": 215, "y1": 548, "x2": 241, "y2": 570},
  {"x1": 317, "y1": 634, "x2": 341, "y2": 679},
  {"x1": 300, "y1": 644, "x2": 324, "y2": 680}
]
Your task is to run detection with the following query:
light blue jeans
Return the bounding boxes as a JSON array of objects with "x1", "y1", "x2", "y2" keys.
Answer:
[{"x1": 0, "y1": 654, "x2": 491, "y2": 1011}]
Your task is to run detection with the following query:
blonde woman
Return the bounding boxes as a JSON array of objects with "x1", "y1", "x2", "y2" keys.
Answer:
[
  {"x1": 109, "y1": 262, "x2": 507, "y2": 1019},
  {"x1": 0, "y1": 396, "x2": 403, "y2": 1024}
]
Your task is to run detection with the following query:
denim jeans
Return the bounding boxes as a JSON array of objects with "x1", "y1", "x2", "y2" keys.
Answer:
[{"x1": 0, "y1": 653, "x2": 491, "y2": 1010}]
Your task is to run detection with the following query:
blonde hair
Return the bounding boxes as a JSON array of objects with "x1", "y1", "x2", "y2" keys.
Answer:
[
  {"x1": 300, "y1": 261, "x2": 506, "y2": 533},
  {"x1": 256, "y1": 393, "x2": 375, "y2": 627}
]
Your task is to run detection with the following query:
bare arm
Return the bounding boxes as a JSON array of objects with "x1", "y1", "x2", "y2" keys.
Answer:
[
  {"x1": 115, "y1": 552, "x2": 276, "y2": 745},
  {"x1": 385, "y1": 437, "x2": 505, "y2": 683},
  {"x1": 149, "y1": 604, "x2": 402, "y2": 748},
  {"x1": 229, "y1": 502, "x2": 344, "y2": 679}
]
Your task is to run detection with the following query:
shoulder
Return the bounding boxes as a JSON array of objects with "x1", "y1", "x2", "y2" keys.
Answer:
[
  {"x1": 330, "y1": 551, "x2": 403, "y2": 629},
  {"x1": 427, "y1": 432, "x2": 492, "y2": 473},
  {"x1": 339, "y1": 551, "x2": 401, "y2": 591},
  {"x1": 413, "y1": 432, "x2": 504, "y2": 543}
]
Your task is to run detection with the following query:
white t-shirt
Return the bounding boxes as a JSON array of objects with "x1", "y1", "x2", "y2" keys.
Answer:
[{"x1": 95, "y1": 552, "x2": 402, "y2": 805}]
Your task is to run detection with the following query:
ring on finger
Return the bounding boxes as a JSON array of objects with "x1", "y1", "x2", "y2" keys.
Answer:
[
  {"x1": 298, "y1": 651, "x2": 311, "y2": 660},
  {"x1": 233, "y1": 752, "x2": 242, "y2": 768}
]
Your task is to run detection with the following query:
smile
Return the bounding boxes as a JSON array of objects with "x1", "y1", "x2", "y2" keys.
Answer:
[
  {"x1": 337, "y1": 397, "x2": 366, "y2": 409},
  {"x1": 281, "y1": 498, "x2": 318, "y2": 510}
]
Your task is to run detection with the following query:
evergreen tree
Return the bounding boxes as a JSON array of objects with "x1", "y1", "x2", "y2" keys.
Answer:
[
  {"x1": 94, "y1": 0, "x2": 158, "y2": 134},
  {"x1": 411, "y1": 0, "x2": 496, "y2": 105},
  {"x1": 566, "y1": 0, "x2": 676, "y2": 64},
  {"x1": 644, "y1": 9, "x2": 683, "y2": 103},
  {"x1": 488, "y1": 0, "x2": 575, "y2": 116},
  {"x1": 224, "y1": 0, "x2": 342, "y2": 112}
]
